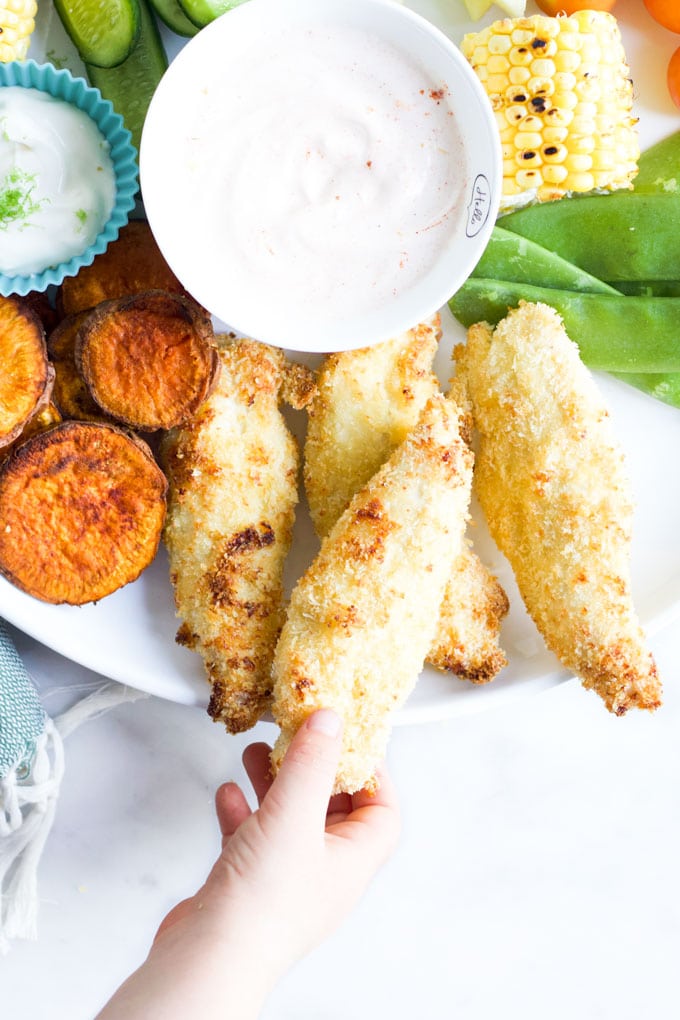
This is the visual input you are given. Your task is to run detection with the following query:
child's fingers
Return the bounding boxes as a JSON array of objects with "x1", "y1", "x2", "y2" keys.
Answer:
[
  {"x1": 340, "y1": 763, "x2": 401, "y2": 860},
  {"x1": 351, "y1": 761, "x2": 398, "y2": 813},
  {"x1": 215, "y1": 781, "x2": 252, "y2": 843},
  {"x1": 327, "y1": 792, "x2": 353, "y2": 816},
  {"x1": 242, "y1": 742, "x2": 275, "y2": 805},
  {"x1": 261, "y1": 709, "x2": 343, "y2": 837}
]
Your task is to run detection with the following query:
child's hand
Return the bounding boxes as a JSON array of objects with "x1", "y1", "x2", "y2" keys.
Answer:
[{"x1": 97, "y1": 710, "x2": 400, "y2": 1020}]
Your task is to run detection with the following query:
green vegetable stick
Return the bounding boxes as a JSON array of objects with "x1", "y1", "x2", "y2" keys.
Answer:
[
  {"x1": 178, "y1": 0, "x2": 247, "y2": 29},
  {"x1": 473, "y1": 227, "x2": 617, "y2": 294},
  {"x1": 148, "y1": 0, "x2": 198, "y2": 36},
  {"x1": 448, "y1": 279, "x2": 680, "y2": 373},
  {"x1": 498, "y1": 193, "x2": 680, "y2": 284},
  {"x1": 86, "y1": 0, "x2": 168, "y2": 157},
  {"x1": 54, "y1": 0, "x2": 140, "y2": 68}
]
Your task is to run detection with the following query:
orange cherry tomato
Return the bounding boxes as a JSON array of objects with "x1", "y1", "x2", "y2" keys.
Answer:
[
  {"x1": 644, "y1": 0, "x2": 680, "y2": 34},
  {"x1": 668, "y1": 46, "x2": 680, "y2": 108},
  {"x1": 534, "y1": 0, "x2": 616, "y2": 14}
]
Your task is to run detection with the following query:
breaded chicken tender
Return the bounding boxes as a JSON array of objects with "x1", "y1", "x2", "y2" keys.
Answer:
[
  {"x1": 272, "y1": 394, "x2": 474, "y2": 794},
  {"x1": 161, "y1": 338, "x2": 305, "y2": 733},
  {"x1": 304, "y1": 318, "x2": 443, "y2": 537},
  {"x1": 455, "y1": 301, "x2": 661, "y2": 715},
  {"x1": 303, "y1": 318, "x2": 507, "y2": 683}
]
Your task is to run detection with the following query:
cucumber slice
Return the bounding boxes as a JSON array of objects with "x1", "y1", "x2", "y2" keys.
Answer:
[
  {"x1": 54, "y1": 0, "x2": 141, "y2": 68},
  {"x1": 178, "y1": 0, "x2": 247, "y2": 30},
  {"x1": 86, "y1": 0, "x2": 168, "y2": 156},
  {"x1": 148, "y1": 0, "x2": 198, "y2": 37}
]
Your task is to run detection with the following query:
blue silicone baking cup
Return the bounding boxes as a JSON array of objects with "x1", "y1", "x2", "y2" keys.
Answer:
[{"x1": 0, "y1": 60, "x2": 138, "y2": 296}]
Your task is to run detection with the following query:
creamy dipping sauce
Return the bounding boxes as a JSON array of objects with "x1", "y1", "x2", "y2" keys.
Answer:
[
  {"x1": 170, "y1": 20, "x2": 467, "y2": 330},
  {"x1": 0, "y1": 87, "x2": 116, "y2": 276}
]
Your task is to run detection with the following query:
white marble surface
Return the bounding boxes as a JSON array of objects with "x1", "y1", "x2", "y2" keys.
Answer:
[{"x1": 1, "y1": 617, "x2": 678, "y2": 1020}]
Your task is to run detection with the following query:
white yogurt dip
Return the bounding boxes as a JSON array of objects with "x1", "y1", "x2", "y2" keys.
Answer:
[
  {"x1": 143, "y1": 11, "x2": 471, "y2": 347},
  {"x1": 0, "y1": 87, "x2": 116, "y2": 276}
]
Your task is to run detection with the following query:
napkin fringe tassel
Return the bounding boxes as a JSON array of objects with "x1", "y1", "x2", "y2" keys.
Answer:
[{"x1": 0, "y1": 683, "x2": 146, "y2": 953}]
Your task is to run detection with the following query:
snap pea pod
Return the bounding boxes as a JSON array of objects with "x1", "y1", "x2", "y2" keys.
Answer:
[
  {"x1": 498, "y1": 193, "x2": 680, "y2": 283},
  {"x1": 610, "y1": 372, "x2": 680, "y2": 409},
  {"x1": 633, "y1": 129, "x2": 680, "y2": 194},
  {"x1": 608, "y1": 280, "x2": 680, "y2": 297},
  {"x1": 473, "y1": 227, "x2": 617, "y2": 294},
  {"x1": 448, "y1": 279, "x2": 680, "y2": 373}
]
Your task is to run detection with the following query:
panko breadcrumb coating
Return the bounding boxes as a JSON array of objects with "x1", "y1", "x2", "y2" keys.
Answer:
[
  {"x1": 455, "y1": 301, "x2": 660, "y2": 715},
  {"x1": 272, "y1": 394, "x2": 474, "y2": 795},
  {"x1": 303, "y1": 318, "x2": 507, "y2": 683},
  {"x1": 161, "y1": 338, "x2": 307, "y2": 733}
]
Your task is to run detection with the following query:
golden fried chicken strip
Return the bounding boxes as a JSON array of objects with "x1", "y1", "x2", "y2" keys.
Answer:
[
  {"x1": 161, "y1": 339, "x2": 303, "y2": 733},
  {"x1": 304, "y1": 317, "x2": 443, "y2": 536},
  {"x1": 455, "y1": 301, "x2": 660, "y2": 715},
  {"x1": 272, "y1": 395, "x2": 474, "y2": 795},
  {"x1": 303, "y1": 317, "x2": 507, "y2": 683}
]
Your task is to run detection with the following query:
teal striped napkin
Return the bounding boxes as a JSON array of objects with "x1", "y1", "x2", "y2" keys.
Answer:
[{"x1": 0, "y1": 618, "x2": 147, "y2": 951}]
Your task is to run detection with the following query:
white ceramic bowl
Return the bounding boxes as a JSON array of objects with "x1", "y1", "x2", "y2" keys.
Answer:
[{"x1": 141, "y1": 0, "x2": 501, "y2": 353}]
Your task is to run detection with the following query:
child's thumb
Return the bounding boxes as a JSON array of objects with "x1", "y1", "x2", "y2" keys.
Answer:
[{"x1": 263, "y1": 709, "x2": 343, "y2": 834}]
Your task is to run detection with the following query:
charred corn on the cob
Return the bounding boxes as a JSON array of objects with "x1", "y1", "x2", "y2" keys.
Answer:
[
  {"x1": 0, "y1": 0, "x2": 37, "y2": 61},
  {"x1": 462, "y1": 11, "x2": 639, "y2": 204}
]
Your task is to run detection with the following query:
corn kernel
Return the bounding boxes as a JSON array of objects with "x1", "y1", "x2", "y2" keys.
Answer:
[
  {"x1": 542, "y1": 164, "x2": 569, "y2": 185},
  {"x1": 508, "y1": 66, "x2": 531, "y2": 86},
  {"x1": 527, "y1": 76, "x2": 555, "y2": 97},
  {"x1": 488, "y1": 35, "x2": 511, "y2": 55},
  {"x1": 542, "y1": 143, "x2": 567, "y2": 164},
  {"x1": 576, "y1": 77, "x2": 602, "y2": 102},
  {"x1": 516, "y1": 167, "x2": 542, "y2": 189},
  {"x1": 543, "y1": 125, "x2": 568, "y2": 144},
  {"x1": 516, "y1": 149, "x2": 543, "y2": 167},
  {"x1": 553, "y1": 91, "x2": 578, "y2": 111},
  {"x1": 591, "y1": 151, "x2": 616, "y2": 171},
  {"x1": 488, "y1": 74, "x2": 510, "y2": 93},
  {"x1": 514, "y1": 131, "x2": 543, "y2": 150},
  {"x1": 544, "y1": 106, "x2": 573, "y2": 128},
  {"x1": 504, "y1": 104, "x2": 527, "y2": 125},
  {"x1": 530, "y1": 58, "x2": 556, "y2": 78},
  {"x1": 509, "y1": 45, "x2": 533, "y2": 67},
  {"x1": 555, "y1": 71, "x2": 578, "y2": 94},
  {"x1": 511, "y1": 28, "x2": 536, "y2": 46},
  {"x1": 565, "y1": 153, "x2": 593, "y2": 172},
  {"x1": 569, "y1": 171, "x2": 595, "y2": 191},
  {"x1": 488, "y1": 54, "x2": 510, "y2": 74},
  {"x1": 572, "y1": 134, "x2": 596, "y2": 154}
]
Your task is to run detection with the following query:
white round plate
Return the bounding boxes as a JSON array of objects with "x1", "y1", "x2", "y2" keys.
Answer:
[{"x1": 5, "y1": 1, "x2": 679, "y2": 723}]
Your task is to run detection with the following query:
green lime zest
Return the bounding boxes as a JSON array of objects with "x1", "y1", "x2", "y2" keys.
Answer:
[{"x1": 0, "y1": 167, "x2": 46, "y2": 229}]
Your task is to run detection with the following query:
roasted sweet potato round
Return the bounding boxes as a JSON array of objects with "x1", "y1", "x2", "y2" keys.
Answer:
[
  {"x1": 0, "y1": 421, "x2": 167, "y2": 605},
  {"x1": 0, "y1": 401, "x2": 62, "y2": 465},
  {"x1": 0, "y1": 296, "x2": 52, "y2": 449},
  {"x1": 58, "y1": 220, "x2": 190, "y2": 316},
  {"x1": 47, "y1": 313, "x2": 112, "y2": 423},
  {"x1": 76, "y1": 290, "x2": 220, "y2": 431}
]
